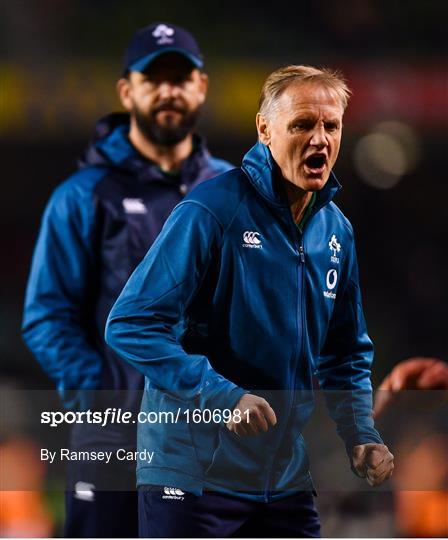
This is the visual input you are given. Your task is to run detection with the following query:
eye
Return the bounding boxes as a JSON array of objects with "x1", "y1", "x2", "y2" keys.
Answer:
[
  {"x1": 325, "y1": 122, "x2": 340, "y2": 132},
  {"x1": 290, "y1": 121, "x2": 313, "y2": 132},
  {"x1": 140, "y1": 75, "x2": 155, "y2": 85}
]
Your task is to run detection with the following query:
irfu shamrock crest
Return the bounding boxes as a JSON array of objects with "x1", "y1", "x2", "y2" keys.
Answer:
[{"x1": 329, "y1": 235, "x2": 341, "y2": 263}]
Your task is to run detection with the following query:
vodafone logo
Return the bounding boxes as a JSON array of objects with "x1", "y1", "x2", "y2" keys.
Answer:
[
  {"x1": 326, "y1": 269, "x2": 338, "y2": 290},
  {"x1": 242, "y1": 231, "x2": 262, "y2": 249},
  {"x1": 323, "y1": 269, "x2": 338, "y2": 300}
]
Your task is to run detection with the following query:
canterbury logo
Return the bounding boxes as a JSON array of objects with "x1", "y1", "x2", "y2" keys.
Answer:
[
  {"x1": 242, "y1": 231, "x2": 262, "y2": 249},
  {"x1": 122, "y1": 198, "x2": 147, "y2": 214},
  {"x1": 162, "y1": 486, "x2": 185, "y2": 500},
  {"x1": 74, "y1": 481, "x2": 95, "y2": 502}
]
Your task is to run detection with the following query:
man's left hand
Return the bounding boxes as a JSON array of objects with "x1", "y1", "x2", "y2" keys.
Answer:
[{"x1": 352, "y1": 443, "x2": 394, "y2": 486}]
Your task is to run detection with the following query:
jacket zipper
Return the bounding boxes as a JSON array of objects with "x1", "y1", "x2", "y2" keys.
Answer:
[{"x1": 263, "y1": 213, "x2": 306, "y2": 502}]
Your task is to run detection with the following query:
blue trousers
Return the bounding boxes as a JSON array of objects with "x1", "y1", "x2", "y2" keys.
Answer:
[
  {"x1": 64, "y1": 460, "x2": 138, "y2": 537},
  {"x1": 138, "y1": 486, "x2": 321, "y2": 538},
  {"x1": 64, "y1": 490, "x2": 138, "y2": 537}
]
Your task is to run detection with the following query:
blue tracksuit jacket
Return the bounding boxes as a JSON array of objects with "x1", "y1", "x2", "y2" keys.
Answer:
[
  {"x1": 22, "y1": 113, "x2": 232, "y2": 450},
  {"x1": 105, "y1": 142, "x2": 383, "y2": 499}
]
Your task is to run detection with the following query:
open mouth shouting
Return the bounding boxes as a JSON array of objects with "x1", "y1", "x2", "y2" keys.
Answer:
[{"x1": 304, "y1": 153, "x2": 327, "y2": 176}]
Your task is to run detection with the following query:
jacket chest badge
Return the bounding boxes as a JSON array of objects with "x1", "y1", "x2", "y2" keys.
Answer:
[
  {"x1": 329, "y1": 234, "x2": 341, "y2": 264},
  {"x1": 242, "y1": 230, "x2": 262, "y2": 249},
  {"x1": 122, "y1": 198, "x2": 147, "y2": 215},
  {"x1": 324, "y1": 235, "x2": 341, "y2": 300},
  {"x1": 323, "y1": 269, "x2": 338, "y2": 300}
]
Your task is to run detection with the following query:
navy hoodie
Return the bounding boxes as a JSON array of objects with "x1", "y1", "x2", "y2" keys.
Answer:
[{"x1": 22, "y1": 113, "x2": 233, "y2": 452}]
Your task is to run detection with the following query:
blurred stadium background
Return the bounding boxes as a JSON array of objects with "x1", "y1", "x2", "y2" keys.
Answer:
[{"x1": 1, "y1": 0, "x2": 447, "y2": 536}]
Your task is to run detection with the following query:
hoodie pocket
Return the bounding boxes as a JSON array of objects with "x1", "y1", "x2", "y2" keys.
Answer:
[
  {"x1": 137, "y1": 391, "x2": 204, "y2": 477},
  {"x1": 203, "y1": 425, "x2": 274, "y2": 492},
  {"x1": 188, "y1": 420, "x2": 221, "y2": 474},
  {"x1": 270, "y1": 403, "x2": 313, "y2": 491}
]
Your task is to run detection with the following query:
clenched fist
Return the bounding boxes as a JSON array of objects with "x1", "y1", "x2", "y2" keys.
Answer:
[
  {"x1": 352, "y1": 443, "x2": 394, "y2": 486},
  {"x1": 226, "y1": 394, "x2": 277, "y2": 436}
]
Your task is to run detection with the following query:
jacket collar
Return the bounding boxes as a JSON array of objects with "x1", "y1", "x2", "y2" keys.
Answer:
[
  {"x1": 79, "y1": 112, "x2": 211, "y2": 186},
  {"x1": 241, "y1": 141, "x2": 341, "y2": 211}
]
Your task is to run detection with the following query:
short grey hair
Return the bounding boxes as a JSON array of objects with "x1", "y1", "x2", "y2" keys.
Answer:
[{"x1": 259, "y1": 64, "x2": 351, "y2": 119}]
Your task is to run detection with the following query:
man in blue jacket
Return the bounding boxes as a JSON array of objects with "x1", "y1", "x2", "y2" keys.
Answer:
[
  {"x1": 106, "y1": 65, "x2": 394, "y2": 537},
  {"x1": 22, "y1": 23, "x2": 233, "y2": 537}
]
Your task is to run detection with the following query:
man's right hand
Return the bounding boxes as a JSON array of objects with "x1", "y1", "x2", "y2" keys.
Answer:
[{"x1": 226, "y1": 394, "x2": 277, "y2": 436}]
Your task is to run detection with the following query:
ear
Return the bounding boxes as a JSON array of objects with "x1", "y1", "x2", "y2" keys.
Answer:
[
  {"x1": 197, "y1": 71, "x2": 209, "y2": 105},
  {"x1": 256, "y1": 113, "x2": 270, "y2": 145},
  {"x1": 116, "y1": 78, "x2": 133, "y2": 111}
]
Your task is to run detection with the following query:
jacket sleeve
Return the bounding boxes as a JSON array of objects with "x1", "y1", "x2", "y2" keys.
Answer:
[
  {"x1": 315, "y1": 232, "x2": 383, "y2": 455},
  {"x1": 105, "y1": 201, "x2": 246, "y2": 411},
  {"x1": 22, "y1": 174, "x2": 103, "y2": 407}
]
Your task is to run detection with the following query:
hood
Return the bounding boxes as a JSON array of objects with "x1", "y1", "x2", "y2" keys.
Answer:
[
  {"x1": 78, "y1": 112, "x2": 215, "y2": 185},
  {"x1": 241, "y1": 142, "x2": 341, "y2": 211},
  {"x1": 78, "y1": 113, "x2": 138, "y2": 171}
]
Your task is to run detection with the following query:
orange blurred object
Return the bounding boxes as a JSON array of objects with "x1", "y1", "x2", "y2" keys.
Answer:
[
  {"x1": 393, "y1": 434, "x2": 448, "y2": 537},
  {"x1": 0, "y1": 438, "x2": 53, "y2": 537},
  {"x1": 0, "y1": 491, "x2": 53, "y2": 537},
  {"x1": 395, "y1": 490, "x2": 448, "y2": 537}
]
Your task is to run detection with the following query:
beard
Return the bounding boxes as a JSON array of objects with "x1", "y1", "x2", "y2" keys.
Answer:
[{"x1": 132, "y1": 101, "x2": 201, "y2": 146}]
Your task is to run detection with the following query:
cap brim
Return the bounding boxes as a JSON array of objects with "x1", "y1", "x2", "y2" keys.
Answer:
[{"x1": 128, "y1": 48, "x2": 203, "y2": 72}]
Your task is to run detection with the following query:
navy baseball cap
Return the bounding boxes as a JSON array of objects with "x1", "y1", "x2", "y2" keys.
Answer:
[{"x1": 122, "y1": 23, "x2": 204, "y2": 74}]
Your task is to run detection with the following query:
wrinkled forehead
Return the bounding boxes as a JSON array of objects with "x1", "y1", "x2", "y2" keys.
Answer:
[{"x1": 278, "y1": 81, "x2": 345, "y2": 115}]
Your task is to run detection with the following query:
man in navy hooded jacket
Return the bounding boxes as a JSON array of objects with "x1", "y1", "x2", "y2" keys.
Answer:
[
  {"x1": 22, "y1": 23, "x2": 232, "y2": 537},
  {"x1": 106, "y1": 65, "x2": 394, "y2": 537}
]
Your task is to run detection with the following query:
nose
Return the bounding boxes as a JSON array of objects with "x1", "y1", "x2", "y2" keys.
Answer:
[
  {"x1": 157, "y1": 80, "x2": 181, "y2": 100},
  {"x1": 309, "y1": 124, "x2": 328, "y2": 148}
]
